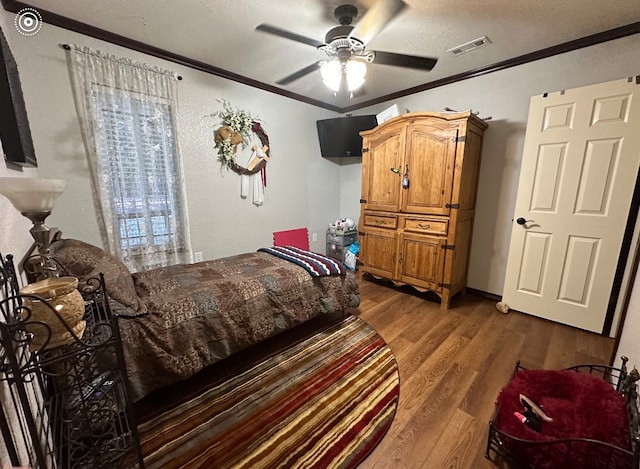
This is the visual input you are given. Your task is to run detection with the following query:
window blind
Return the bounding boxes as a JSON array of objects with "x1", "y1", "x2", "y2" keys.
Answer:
[{"x1": 91, "y1": 89, "x2": 181, "y2": 253}]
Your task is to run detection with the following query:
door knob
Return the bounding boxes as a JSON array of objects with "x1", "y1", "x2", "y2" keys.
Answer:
[{"x1": 516, "y1": 217, "x2": 532, "y2": 225}]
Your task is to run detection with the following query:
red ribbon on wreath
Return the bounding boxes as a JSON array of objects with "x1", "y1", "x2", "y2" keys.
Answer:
[{"x1": 252, "y1": 121, "x2": 269, "y2": 187}]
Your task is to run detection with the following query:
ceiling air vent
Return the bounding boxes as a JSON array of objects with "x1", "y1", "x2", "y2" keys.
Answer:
[{"x1": 447, "y1": 36, "x2": 491, "y2": 56}]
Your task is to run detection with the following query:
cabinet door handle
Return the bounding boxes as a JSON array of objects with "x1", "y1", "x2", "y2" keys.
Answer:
[{"x1": 418, "y1": 223, "x2": 431, "y2": 230}]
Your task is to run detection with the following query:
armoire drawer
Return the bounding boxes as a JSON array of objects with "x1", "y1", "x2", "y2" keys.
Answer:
[
  {"x1": 363, "y1": 213, "x2": 398, "y2": 229},
  {"x1": 402, "y1": 217, "x2": 448, "y2": 236}
]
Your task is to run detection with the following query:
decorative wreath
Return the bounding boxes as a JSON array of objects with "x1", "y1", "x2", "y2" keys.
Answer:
[{"x1": 212, "y1": 100, "x2": 270, "y2": 175}]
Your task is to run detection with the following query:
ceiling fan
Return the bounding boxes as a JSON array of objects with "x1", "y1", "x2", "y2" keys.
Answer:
[{"x1": 255, "y1": 0, "x2": 438, "y2": 94}]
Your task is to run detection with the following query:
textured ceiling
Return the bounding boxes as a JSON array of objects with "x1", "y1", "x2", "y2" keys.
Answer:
[{"x1": 4, "y1": 0, "x2": 640, "y2": 111}]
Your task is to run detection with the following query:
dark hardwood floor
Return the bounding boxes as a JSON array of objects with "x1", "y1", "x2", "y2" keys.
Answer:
[{"x1": 355, "y1": 275, "x2": 616, "y2": 469}]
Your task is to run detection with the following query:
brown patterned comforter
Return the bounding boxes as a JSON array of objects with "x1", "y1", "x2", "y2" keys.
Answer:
[{"x1": 118, "y1": 251, "x2": 360, "y2": 401}]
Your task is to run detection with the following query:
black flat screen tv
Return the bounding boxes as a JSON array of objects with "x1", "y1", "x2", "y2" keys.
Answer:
[
  {"x1": 316, "y1": 115, "x2": 377, "y2": 158},
  {"x1": 0, "y1": 27, "x2": 36, "y2": 167}
]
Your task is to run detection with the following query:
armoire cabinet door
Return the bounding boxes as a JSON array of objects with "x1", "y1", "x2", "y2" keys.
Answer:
[
  {"x1": 398, "y1": 232, "x2": 446, "y2": 290},
  {"x1": 360, "y1": 228, "x2": 398, "y2": 279},
  {"x1": 402, "y1": 122, "x2": 459, "y2": 215},
  {"x1": 361, "y1": 129, "x2": 404, "y2": 212}
]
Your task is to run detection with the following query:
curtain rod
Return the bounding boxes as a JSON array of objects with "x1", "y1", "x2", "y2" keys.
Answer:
[{"x1": 61, "y1": 44, "x2": 183, "y2": 80}]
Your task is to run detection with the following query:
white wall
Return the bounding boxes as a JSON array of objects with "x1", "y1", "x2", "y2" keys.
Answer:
[
  {"x1": 0, "y1": 11, "x2": 338, "y2": 261},
  {"x1": 0, "y1": 155, "x2": 38, "y2": 264},
  {"x1": 618, "y1": 272, "x2": 640, "y2": 369},
  {"x1": 0, "y1": 14, "x2": 41, "y2": 265},
  {"x1": 5, "y1": 9, "x2": 637, "y2": 297},
  {"x1": 340, "y1": 35, "x2": 640, "y2": 346},
  {"x1": 340, "y1": 34, "x2": 640, "y2": 347},
  {"x1": 341, "y1": 34, "x2": 640, "y2": 297},
  {"x1": 615, "y1": 225, "x2": 640, "y2": 368},
  {"x1": 1, "y1": 8, "x2": 639, "y2": 358}
]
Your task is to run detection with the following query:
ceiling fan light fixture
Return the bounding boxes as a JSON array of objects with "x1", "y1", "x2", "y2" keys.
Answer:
[
  {"x1": 260, "y1": 1, "x2": 435, "y2": 94},
  {"x1": 320, "y1": 60, "x2": 343, "y2": 91},
  {"x1": 321, "y1": 59, "x2": 366, "y2": 92},
  {"x1": 346, "y1": 59, "x2": 366, "y2": 91}
]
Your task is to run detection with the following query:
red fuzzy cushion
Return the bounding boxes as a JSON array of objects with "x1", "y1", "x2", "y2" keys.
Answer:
[{"x1": 495, "y1": 369, "x2": 631, "y2": 468}]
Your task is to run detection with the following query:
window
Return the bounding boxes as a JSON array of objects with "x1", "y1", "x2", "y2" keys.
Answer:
[
  {"x1": 66, "y1": 45, "x2": 191, "y2": 271},
  {"x1": 92, "y1": 90, "x2": 178, "y2": 252}
]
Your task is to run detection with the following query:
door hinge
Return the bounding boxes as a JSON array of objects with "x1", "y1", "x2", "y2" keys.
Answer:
[
  {"x1": 441, "y1": 244, "x2": 455, "y2": 250},
  {"x1": 362, "y1": 148, "x2": 369, "y2": 153},
  {"x1": 360, "y1": 198, "x2": 367, "y2": 204},
  {"x1": 452, "y1": 135, "x2": 466, "y2": 143},
  {"x1": 438, "y1": 283, "x2": 452, "y2": 289},
  {"x1": 445, "y1": 203, "x2": 460, "y2": 209}
]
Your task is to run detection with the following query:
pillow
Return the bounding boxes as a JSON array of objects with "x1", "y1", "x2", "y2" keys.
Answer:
[
  {"x1": 49, "y1": 238, "x2": 147, "y2": 315},
  {"x1": 495, "y1": 369, "x2": 630, "y2": 468}
]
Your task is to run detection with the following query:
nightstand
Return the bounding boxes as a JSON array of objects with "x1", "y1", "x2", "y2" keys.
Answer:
[{"x1": 0, "y1": 255, "x2": 144, "y2": 469}]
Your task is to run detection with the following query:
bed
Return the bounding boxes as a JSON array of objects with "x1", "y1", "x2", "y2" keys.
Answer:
[{"x1": 48, "y1": 239, "x2": 360, "y2": 401}]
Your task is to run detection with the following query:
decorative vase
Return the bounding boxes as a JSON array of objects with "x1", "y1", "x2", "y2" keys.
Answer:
[{"x1": 19, "y1": 276, "x2": 86, "y2": 350}]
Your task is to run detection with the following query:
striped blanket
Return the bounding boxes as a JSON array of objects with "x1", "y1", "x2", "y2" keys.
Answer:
[{"x1": 258, "y1": 246, "x2": 346, "y2": 277}]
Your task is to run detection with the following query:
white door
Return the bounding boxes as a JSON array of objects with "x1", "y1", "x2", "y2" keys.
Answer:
[{"x1": 503, "y1": 78, "x2": 640, "y2": 333}]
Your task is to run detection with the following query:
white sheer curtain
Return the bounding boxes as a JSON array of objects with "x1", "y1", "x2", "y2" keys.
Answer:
[{"x1": 65, "y1": 45, "x2": 192, "y2": 271}]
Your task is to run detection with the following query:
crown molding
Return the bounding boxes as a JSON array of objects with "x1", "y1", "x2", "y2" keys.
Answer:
[{"x1": 3, "y1": 0, "x2": 639, "y2": 113}]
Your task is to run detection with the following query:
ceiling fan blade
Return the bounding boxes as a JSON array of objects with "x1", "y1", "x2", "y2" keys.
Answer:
[
  {"x1": 350, "y1": 0, "x2": 407, "y2": 45},
  {"x1": 275, "y1": 62, "x2": 322, "y2": 85},
  {"x1": 371, "y1": 50, "x2": 438, "y2": 71},
  {"x1": 256, "y1": 24, "x2": 325, "y2": 48}
]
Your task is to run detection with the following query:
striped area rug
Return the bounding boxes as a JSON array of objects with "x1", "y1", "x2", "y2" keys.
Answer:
[{"x1": 137, "y1": 315, "x2": 399, "y2": 468}]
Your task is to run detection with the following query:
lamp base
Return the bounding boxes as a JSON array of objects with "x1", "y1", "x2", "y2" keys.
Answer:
[{"x1": 21, "y1": 211, "x2": 59, "y2": 278}]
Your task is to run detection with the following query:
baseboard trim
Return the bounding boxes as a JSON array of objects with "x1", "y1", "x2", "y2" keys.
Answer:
[{"x1": 466, "y1": 287, "x2": 502, "y2": 303}]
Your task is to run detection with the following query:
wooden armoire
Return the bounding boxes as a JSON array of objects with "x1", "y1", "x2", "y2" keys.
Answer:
[{"x1": 359, "y1": 111, "x2": 488, "y2": 309}]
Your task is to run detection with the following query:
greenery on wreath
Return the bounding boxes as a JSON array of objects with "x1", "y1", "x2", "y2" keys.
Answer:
[{"x1": 212, "y1": 100, "x2": 257, "y2": 168}]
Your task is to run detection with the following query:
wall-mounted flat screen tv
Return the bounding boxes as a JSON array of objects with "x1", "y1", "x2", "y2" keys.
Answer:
[
  {"x1": 316, "y1": 115, "x2": 377, "y2": 158},
  {"x1": 0, "y1": 27, "x2": 36, "y2": 167}
]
